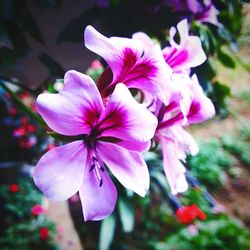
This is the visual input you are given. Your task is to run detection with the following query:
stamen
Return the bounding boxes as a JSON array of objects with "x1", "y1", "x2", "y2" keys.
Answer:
[
  {"x1": 89, "y1": 164, "x2": 95, "y2": 172},
  {"x1": 99, "y1": 179, "x2": 103, "y2": 187},
  {"x1": 91, "y1": 155, "x2": 104, "y2": 187}
]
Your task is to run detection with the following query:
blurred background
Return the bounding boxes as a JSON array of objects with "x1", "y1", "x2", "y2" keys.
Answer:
[{"x1": 0, "y1": 0, "x2": 250, "y2": 249}]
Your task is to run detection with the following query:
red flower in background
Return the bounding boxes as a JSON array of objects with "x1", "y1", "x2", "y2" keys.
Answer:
[
  {"x1": 176, "y1": 204, "x2": 206, "y2": 224},
  {"x1": 39, "y1": 227, "x2": 49, "y2": 240},
  {"x1": 9, "y1": 107, "x2": 17, "y2": 116},
  {"x1": 9, "y1": 184, "x2": 19, "y2": 193}
]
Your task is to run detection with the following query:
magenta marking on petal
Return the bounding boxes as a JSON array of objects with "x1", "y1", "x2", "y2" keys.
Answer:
[
  {"x1": 81, "y1": 104, "x2": 101, "y2": 128},
  {"x1": 164, "y1": 101, "x2": 179, "y2": 113},
  {"x1": 122, "y1": 48, "x2": 138, "y2": 69},
  {"x1": 166, "y1": 49, "x2": 189, "y2": 68},
  {"x1": 101, "y1": 48, "x2": 157, "y2": 96},
  {"x1": 187, "y1": 101, "x2": 201, "y2": 118},
  {"x1": 163, "y1": 47, "x2": 178, "y2": 63},
  {"x1": 97, "y1": 104, "x2": 125, "y2": 134},
  {"x1": 98, "y1": 67, "x2": 114, "y2": 97},
  {"x1": 158, "y1": 112, "x2": 184, "y2": 129}
]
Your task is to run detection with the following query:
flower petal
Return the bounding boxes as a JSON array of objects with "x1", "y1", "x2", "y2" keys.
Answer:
[
  {"x1": 36, "y1": 70, "x2": 103, "y2": 136},
  {"x1": 167, "y1": 126, "x2": 199, "y2": 159},
  {"x1": 84, "y1": 25, "x2": 143, "y2": 84},
  {"x1": 98, "y1": 83, "x2": 158, "y2": 143},
  {"x1": 97, "y1": 141, "x2": 150, "y2": 196},
  {"x1": 79, "y1": 155, "x2": 117, "y2": 221},
  {"x1": 187, "y1": 74, "x2": 215, "y2": 124},
  {"x1": 115, "y1": 140, "x2": 150, "y2": 152},
  {"x1": 132, "y1": 32, "x2": 156, "y2": 52},
  {"x1": 33, "y1": 141, "x2": 87, "y2": 201},
  {"x1": 159, "y1": 135, "x2": 188, "y2": 194},
  {"x1": 162, "y1": 19, "x2": 206, "y2": 73},
  {"x1": 195, "y1": 0, "x2": 220, "y2": 26}
]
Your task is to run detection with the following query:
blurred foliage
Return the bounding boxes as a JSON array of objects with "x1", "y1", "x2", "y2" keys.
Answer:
[
  {"x1": 222, "y1": 128, "x2": 250, "y2": 167},
  {"x1": 187, "y1": 124, "x2": 250, "y2": 187},
  {"x1": 186, "y1": 139, "x2": 234, "y2": 188},
  {"x1": 0, "y1": 176, "x2": 59, "y2": 250},
  {"x1": 239, "y1": 89, "x2": 250, "y2": 105},
  {"x1": 0, "y1": 0, "x2": 44, "y2": 65},
  {"x1": 0, "y1": 177, "x2": 41, "y2": 225},
  {"x1": 156, "y1": 214, "x2": 250, "y2": 250},
  {"x1": 207, "y1": 81, "x2": 231, "y2": 118},
  {"x1": 0, "y1": 83, "x2": 55, "y2": 163}
]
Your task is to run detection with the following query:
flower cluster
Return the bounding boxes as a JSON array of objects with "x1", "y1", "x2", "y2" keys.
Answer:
[
  {"x1": 1, "y1": 89, "x2": 37, "y2": 150},
  {"x1": 34, "y1": 19, "x2": 215, "y2": 221},
  {"x1": 13, "y1": 117, "x2": 36, "y2": 148}
]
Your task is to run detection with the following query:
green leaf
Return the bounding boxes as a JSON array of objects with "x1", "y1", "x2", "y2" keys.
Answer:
[
  {"x1": 47, "y1": 132, "x2": 83, "y2": 142},
  {"x1": 118, "y1": 198, "x2": 134, "y2": 233},
  {"x1": 57, "y1": 7, "x2": 101, "y2": 43},
  {"x1": 218, "y1": 26, "x2": 233, "y2": 43},
  {"x1": 150, "y1": 171, "x2": 170, "y2": 194},
  {"x1": 38, "y1": 52, "x2": 65, "y2": 78},
  {"x1": 217, "y1": 49, "x2": 236, "y2": 68},
  {"x1": 99, "y1": 214, "x2": 116, "y2": 250},
  {"x1": 207, "y1": 81, "x2": 231, "y2": 117},
  {"x1": 18, "y1": 8, "x2": 45, "y2": 45}
]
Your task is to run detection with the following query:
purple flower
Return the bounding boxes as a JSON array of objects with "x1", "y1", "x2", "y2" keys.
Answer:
[
  {"x1": 34, "y1": 70, "x2": 157, "y2": 221},
  {"x1": 162, "y1": 19, "x2": 206, "y2": 74},
  {"x1": 187, "y1": 0, "x2": 220, "y2": 26},
  {"x1": 84, "y1": 26, "x2": 173, "y2": 104}
]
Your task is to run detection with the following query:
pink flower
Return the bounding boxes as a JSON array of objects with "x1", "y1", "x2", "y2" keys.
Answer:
[
  {"x1": 34, "y1": 70, "x2": 157, "y2": 221},
  {"x1": 57, "y1": 225, "x2": 64, "y2": 239},
  {"x1": 84, "y1": 26, "x2": 173, "y2": 104},
  {"x1": 162, "y1": 19, "x2": 206, "y2": 74},
  {"x1": 154, "y1": 75, "x2": 215, "y2": 194},
  {"x1": 156, "y1": 126, "x2": 198, "y2": 194},
  {"x1": 90, "y1": 60, "x2": 103, "y2": 70},
  {"x1": 31, "y1": 204, "x2": 47, "y2": 216},
  {"x1": 158, "y1": 74, "x2": 215, "y2": 129}
]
